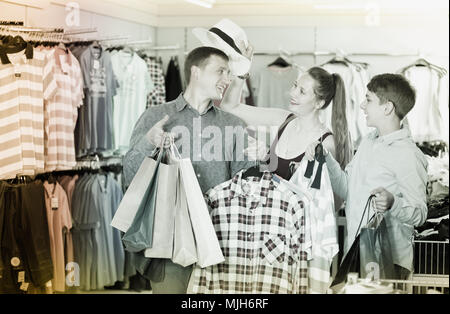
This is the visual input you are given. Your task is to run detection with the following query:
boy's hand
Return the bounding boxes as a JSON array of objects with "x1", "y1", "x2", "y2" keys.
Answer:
[{"x1": 371, "y1": 187, "x2": 394, "y2": 212}]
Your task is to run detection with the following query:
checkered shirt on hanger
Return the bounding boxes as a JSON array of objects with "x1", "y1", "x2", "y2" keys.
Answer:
[
  {"x1": 189, "y1": 170, "x2": 312, "y2": 294},
  {"x1": 145, "y1": 57, "x2": 166, "y2": 107}
]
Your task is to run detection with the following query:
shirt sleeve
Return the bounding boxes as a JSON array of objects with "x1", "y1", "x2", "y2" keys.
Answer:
[
  {"x1": 388, "y1": 153, "x2": 428, "y2": 227},
  {"x1": 325, "y1": 152, "x2": 350, "y2": 200},
  {"x1": 71, "y1": 57, "x2": 84, "y2": 108},
  {"x1": 43, "y1": 54, "x2": 58, "y2": 101}
]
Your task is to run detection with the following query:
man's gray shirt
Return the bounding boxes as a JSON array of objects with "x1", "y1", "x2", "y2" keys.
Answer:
[{"x1": 124, "y1": 93, "x2": 254, "y2": 193}]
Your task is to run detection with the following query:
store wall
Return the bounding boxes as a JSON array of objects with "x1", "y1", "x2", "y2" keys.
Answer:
[
  {"x1": 0, "y1": 1, "x2": 155, "y2": 41},
  {"x1": 156, "y1": 23, "x2": 449, "y2": 86}
]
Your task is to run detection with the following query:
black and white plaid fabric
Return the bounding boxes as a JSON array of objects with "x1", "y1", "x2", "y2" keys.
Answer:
[
  {"x1": 144, "y1": 57, "x2": 166, "y2": 107},
  {"x1": 189, "y1": 170, "x2": 311, "y2": 294}
]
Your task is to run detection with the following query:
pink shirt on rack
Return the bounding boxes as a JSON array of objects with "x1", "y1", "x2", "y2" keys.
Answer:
[{"x1": 43, "y1": 181, "x2": 72, "y2": 292}]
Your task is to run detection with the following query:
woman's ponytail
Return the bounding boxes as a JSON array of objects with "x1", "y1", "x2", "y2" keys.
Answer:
[
  {"x1": 331, "y1": 73, "x2": 353, "y2": 169},
  {"x1": 307, "y1": 68, "x2": 353, "y2": 169}
]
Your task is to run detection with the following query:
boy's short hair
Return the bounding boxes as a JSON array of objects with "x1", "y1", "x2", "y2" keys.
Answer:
[
  {"x1": 184, "y1": 47, "x2": 229, "y2": 85},
  {"x1": 367, "y1": 73, "x2": 416, "y2": 120}
]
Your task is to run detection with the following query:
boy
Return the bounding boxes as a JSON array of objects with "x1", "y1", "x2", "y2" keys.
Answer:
[{"x1": 308, "y1": 73, "x2": 428, "y2": 279}]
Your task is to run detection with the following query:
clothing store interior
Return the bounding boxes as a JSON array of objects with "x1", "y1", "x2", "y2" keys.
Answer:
[{"x1": 0, "y1": 0, "x2": 448, "y2": 295}]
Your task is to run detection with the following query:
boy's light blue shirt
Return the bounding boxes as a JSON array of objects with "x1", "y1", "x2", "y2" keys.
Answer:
[{"x1": 325, "y1": 127, "x2": 428, "y2": 271}]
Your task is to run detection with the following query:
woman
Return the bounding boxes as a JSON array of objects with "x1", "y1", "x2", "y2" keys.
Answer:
[{"x1": 221, "y1": 64, "x2": 352, "y2": 180}]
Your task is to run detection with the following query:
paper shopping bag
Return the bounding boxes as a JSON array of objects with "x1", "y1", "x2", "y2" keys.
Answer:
[
  {"x1": 144, "y1": 153, "x2": 178, "y2": 259},
  {"x1": 111, "y1": 153, "x2": 159, "y2": 233},
  {"x1": 359, "y1": 212, "x2": 395, "y2": 280},
  {"x1": 330, "y1": 195, "x2": 375, "y2": 289},
  {"x1": 177, "y1": 158, "x2": 224, "y2": 268},
  {"x1": 121, "y1": 151, "x2": 163, "y2": 252},
  {"x1": 172, "y1": 169, "x2": 198, "y2": 267}
]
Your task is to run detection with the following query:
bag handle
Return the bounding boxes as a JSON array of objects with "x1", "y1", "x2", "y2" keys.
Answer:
[
  {"x1": 355, "y1": 194, "x2": 376, "y2": 238},
  {"x1": 169, "y1": 138, "x2": 182, "y2": 160}
]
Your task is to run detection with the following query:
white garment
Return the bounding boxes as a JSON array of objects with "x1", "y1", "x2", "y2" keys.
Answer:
[
  {"x1": 285, "y1": 158, "x2": 339, "y2": 294},
  {"x1": 403, "y1": 66, "x2": 449, "y2": 144}
]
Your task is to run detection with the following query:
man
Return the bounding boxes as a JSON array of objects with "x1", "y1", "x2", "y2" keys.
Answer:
[
  {"x1": 123, "y1": 46, "x2": 254, "y2": 293},
  {"x1": 307, "y1": 73, "x2": 428, "y2": 280}
]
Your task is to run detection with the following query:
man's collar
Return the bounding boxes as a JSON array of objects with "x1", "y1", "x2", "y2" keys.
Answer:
[
  {"x1": 175, "y1": 93, "x2": 217, "y2": 114},
  {"x1": 0, "y1": 42, "x2": 33, "y2": 64}
]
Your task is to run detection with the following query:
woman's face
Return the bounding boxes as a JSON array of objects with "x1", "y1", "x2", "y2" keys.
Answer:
[{"x1": 288, "y1": 73, "x2": 322, "y2": 115}]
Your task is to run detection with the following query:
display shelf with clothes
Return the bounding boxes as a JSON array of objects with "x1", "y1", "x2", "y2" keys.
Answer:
[
  {"x1": 189, "y1": 170, "x2": 312, "y2": 294},
  {"x1": 0, "y1": 27, "x2": 109, "y2": 180},
  {"x1": 399, "y1": 58, "x2": 449, "y2": 145},
  {"x1": 67, "y1": 156, "x2": 125, "y2": 292},
  {"x1": 0, "y1": 177, "x2": 54, "y2": 294}
]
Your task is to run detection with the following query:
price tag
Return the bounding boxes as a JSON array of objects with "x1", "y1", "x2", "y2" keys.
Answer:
[
  {"x1": 18, "y1": 271, "x2": 25, "y2": 283},
  {"x1": 51, "y1": 197, "x2": 59, "y2": 210},
  {"x1": 93, "y1": 60, "x2": 100, "y2": 70},
  {"x1": 20, "y1": 282, "x2": 29, "y2": 291}
]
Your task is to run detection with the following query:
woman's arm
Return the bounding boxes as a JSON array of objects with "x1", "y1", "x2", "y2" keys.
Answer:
[{"x1": 221, "y1": 77, "x2": 291, "y2": 128}]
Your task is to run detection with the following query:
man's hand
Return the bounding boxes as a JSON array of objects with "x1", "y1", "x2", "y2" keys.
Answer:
[
  {"x1": 371, "y1": 187, "x2": 395, "y2": 212},
  {"x1": 145, "y1": 115, "x2": 174, "y2": 148},
  {"x1": 244, "y1": 136, "x2": 268, "y2": 161}
]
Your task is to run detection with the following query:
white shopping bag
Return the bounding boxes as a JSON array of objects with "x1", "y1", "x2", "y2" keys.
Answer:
[
  {"x1": 171, "y1": 145, "x2": 225, "y2": 268},
  {"x1": 111, "y1": 156, "x2": 158, "y2": 232}
]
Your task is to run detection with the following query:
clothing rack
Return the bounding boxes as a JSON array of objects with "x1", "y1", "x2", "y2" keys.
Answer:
[
  {"x1": 0, "y1": 26, "x2": 100, "y2": 43},
  {"x1": 145, "y1": 44, "x2": 180, "y2": 51},
  {"x1": 254, "y1": 50, "x2": 425, "y2": 58},
  {"x1": 74, "y1": 155, "x2": 123, "y2": 171}
]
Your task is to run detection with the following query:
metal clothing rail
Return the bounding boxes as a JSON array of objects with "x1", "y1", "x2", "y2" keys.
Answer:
[
  {"x1": 253, "y1": 50, "x2": 424, "y2": 57},
  {"x1": 145, "y1": 44, "x2": 180, "y2": 50}
]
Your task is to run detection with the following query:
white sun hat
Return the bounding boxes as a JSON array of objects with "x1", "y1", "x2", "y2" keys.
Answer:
[{"x1": 192, "y1": 18, "x2": 251, "y2": 76}]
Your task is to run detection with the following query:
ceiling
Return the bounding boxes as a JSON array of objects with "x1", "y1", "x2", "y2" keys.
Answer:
[{"x1": 101, "y1": 0, "x2": 450, "y2": 15}]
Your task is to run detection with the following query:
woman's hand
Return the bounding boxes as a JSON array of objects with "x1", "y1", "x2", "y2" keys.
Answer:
[{"x1": 238, "y1": 40, "x2": 254, "y2": 60}]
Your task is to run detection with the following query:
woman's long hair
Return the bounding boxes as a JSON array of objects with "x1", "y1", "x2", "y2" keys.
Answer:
[{"x1": 307, "y1": 67, "x2": 353, "y2": 169}]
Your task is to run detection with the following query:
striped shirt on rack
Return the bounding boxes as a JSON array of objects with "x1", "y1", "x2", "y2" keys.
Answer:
[{"x1": 0, "y1": 43, "x2": 57, "y2": 179}]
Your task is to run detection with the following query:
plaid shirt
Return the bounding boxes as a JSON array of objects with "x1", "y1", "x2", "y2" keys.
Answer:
[
  {"x1": 144, "y1": 57, "x2": 166, "y2": 107},
  {"x1": 189, "y1": 171, "x2": 311, "y2": 294}
]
